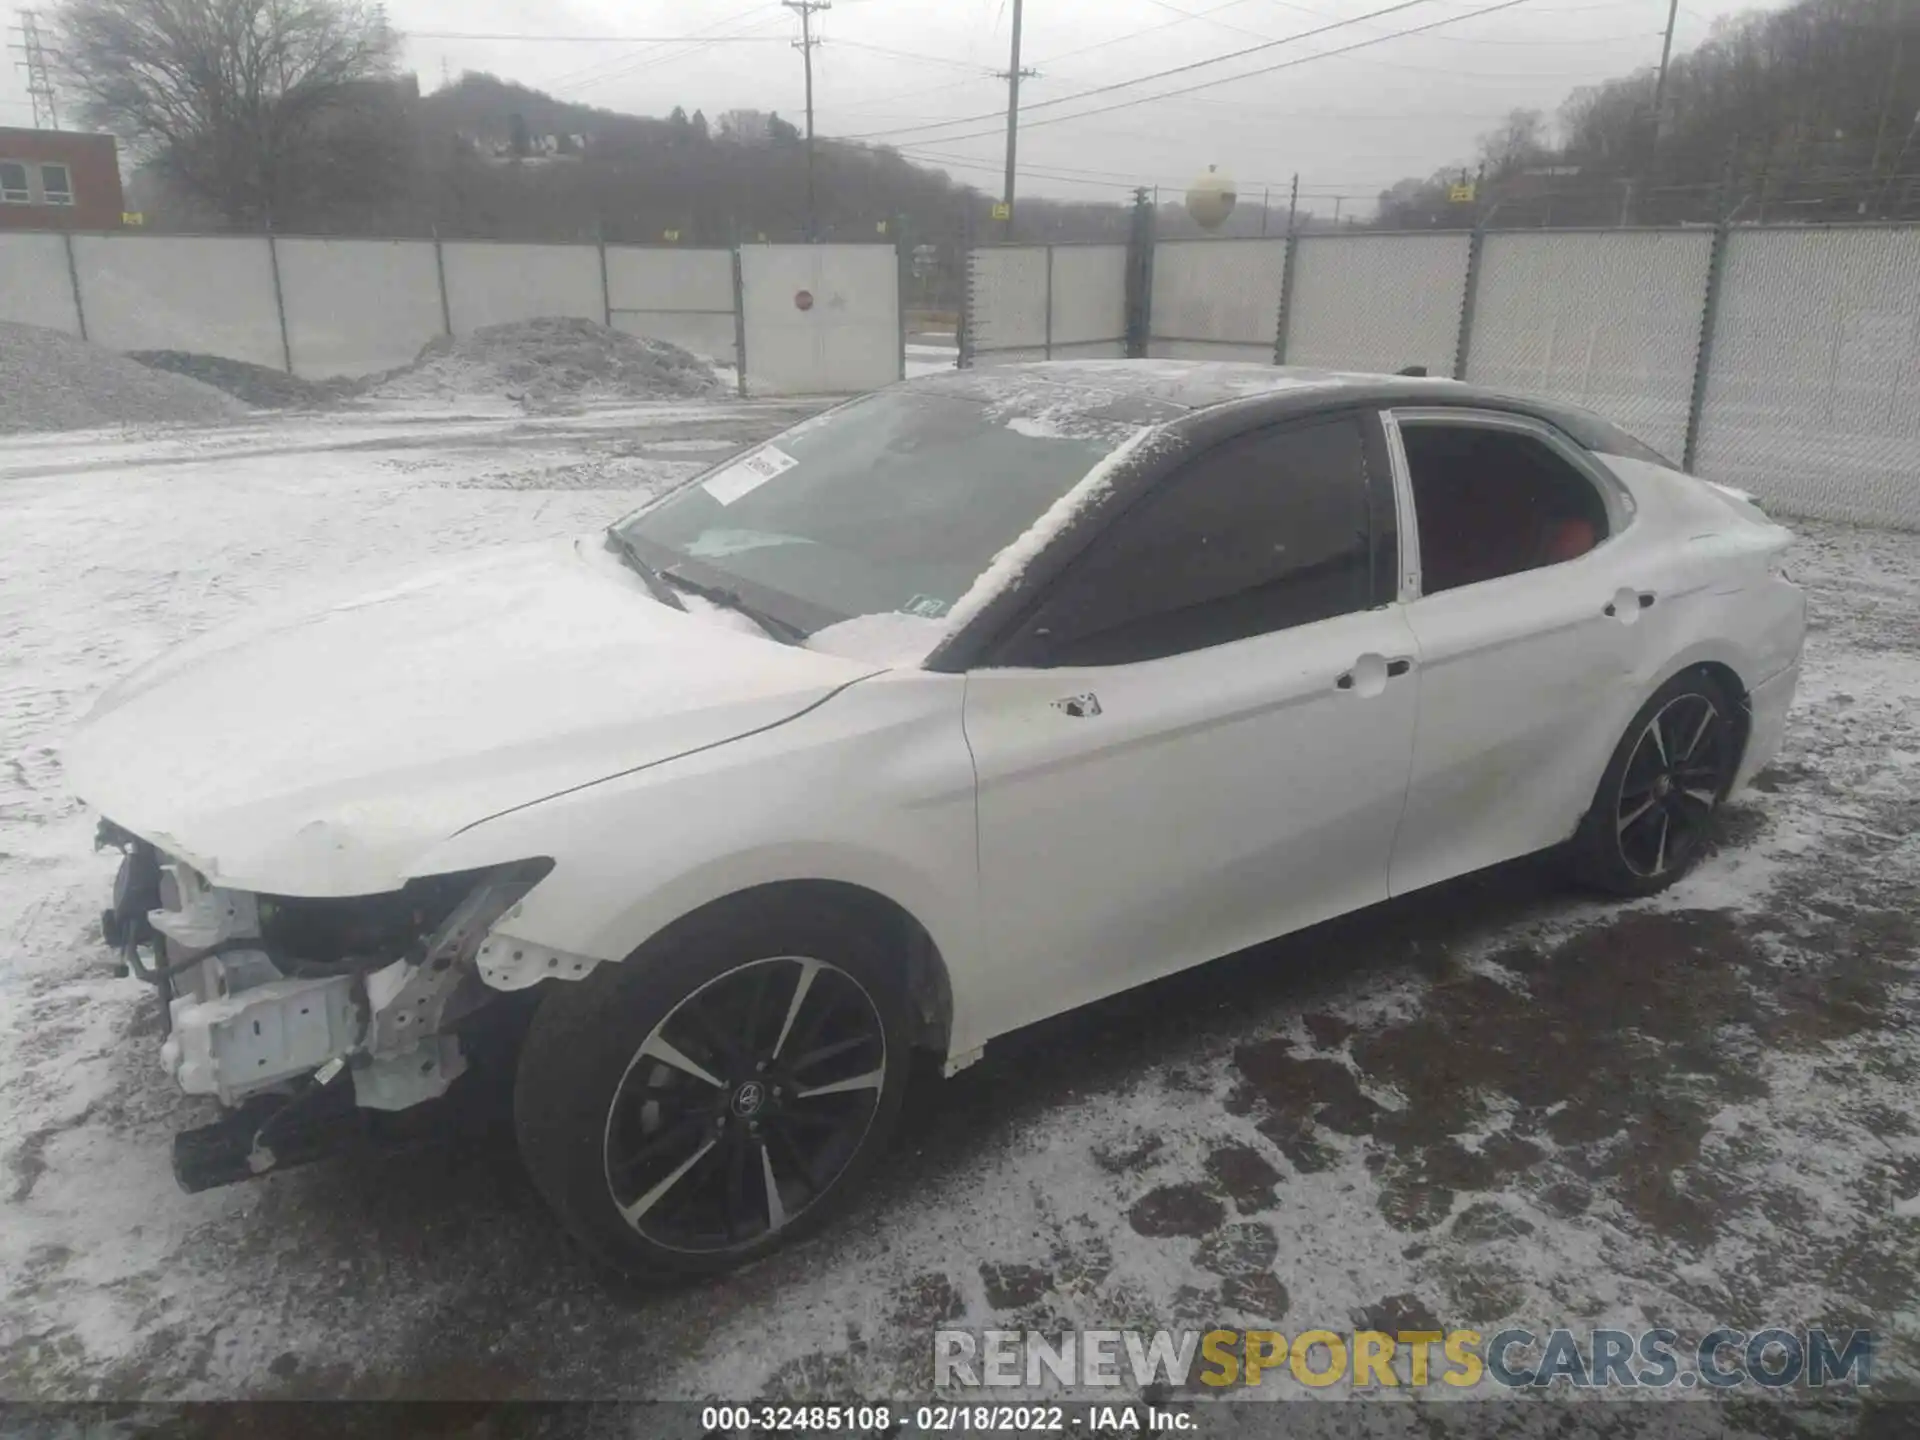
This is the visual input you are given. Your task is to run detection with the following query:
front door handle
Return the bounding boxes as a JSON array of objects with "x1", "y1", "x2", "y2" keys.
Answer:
[
  {"x1": 1052, "y1": 692, "x2": 1102, "y2": 718},
  {"x1": 1335, "y1": 654, "x2": 1401, "y2": 696}
]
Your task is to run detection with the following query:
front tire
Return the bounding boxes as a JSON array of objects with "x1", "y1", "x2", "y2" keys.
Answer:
[
  {"x1": 514, "y1": 894, "x2": 911, "y2": 1280},
  {"x1": 1570, "y1": 669, "x2": 1742, "y2": 896}
]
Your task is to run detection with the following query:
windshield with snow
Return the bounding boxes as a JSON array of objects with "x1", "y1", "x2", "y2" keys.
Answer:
[{"x1": 614, "y1": 384, "x2": 1150, "y2": 643}]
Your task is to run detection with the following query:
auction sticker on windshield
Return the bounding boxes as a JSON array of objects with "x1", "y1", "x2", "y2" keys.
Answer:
[{"x1": 704, "y1": 445, "x2": 799, "y2": 506}]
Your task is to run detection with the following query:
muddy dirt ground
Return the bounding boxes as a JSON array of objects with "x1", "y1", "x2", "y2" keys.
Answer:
[{"x1": 1, "y1": 406, "x2": 1916, "y2": 1435}]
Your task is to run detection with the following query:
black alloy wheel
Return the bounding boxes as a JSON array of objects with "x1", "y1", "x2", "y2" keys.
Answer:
[
  {"x1": 1571, "y1": 668, "x2": 1743, "y2": 896},
  {"x1": 514, "y1": 894, "x2": 913, "y2": 1280},
  {"x1": 602, "y1": 955, "x2": 888, "y2": 1254},
  {"x1": 1614, "y1": 690, "x2": 1734, "y2": 880}
]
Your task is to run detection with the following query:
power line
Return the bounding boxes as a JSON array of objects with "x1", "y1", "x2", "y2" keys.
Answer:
[
  {"x1": 825, "y1": 37, "x2": 1000, "y2": 73},
  {"x1": 543, "y1": 5, "x2": 784, "y2": 95},
  {"x1": 407, "y1": 31, "x2": 790, "y2": 43},
  {"x1": 832, "y1": 0, "x2": 1539, "y2": 148},
  {"x1": 1033, "y1": 0, "x2": 1260, "y2": 69},
  {"x1": 833, "y1": 0, "x2": 1446, "y2": 142}
]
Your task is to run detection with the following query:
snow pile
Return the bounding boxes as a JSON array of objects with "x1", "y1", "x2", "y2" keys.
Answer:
[
  {"x1": 361, "y1": 317, "x2": 725, "y2": 411},
  {"x1": 129, "y1": 350, "x2": 348, "y2": 411},
  {"x1": 0, "y1": 322, "x2": 249, "y2": 434}
]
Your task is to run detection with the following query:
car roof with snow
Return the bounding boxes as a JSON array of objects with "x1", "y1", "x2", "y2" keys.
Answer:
[{"x1": 915, "y1": 360, "x2": 1675, "y2": 465}]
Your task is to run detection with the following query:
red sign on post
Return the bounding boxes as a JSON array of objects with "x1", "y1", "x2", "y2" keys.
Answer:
[{"x1": 795, "y1": 290, "x2": 815, "y2": 312}]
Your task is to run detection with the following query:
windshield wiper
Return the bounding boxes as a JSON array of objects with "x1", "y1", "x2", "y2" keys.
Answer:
[
  {"x1": 604, "y1": 529, "x2": 686, "y2": 612},
  {"x1": 659, "y1": 567, "x2": 809, "y2": 647}
]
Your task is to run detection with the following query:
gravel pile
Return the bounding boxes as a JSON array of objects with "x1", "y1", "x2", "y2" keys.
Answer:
[
  {"x1": 129, "y1": 350, "x2": 349, "y2": 410},
  {"x1": 0, "y1": 322, "x2": 249, "y2": 434},
  {"x1": 360, "y1": 317, "x2": 724, "y2": 411}
]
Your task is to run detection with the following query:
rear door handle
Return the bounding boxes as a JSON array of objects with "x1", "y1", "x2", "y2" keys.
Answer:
[
  {"x1": 1387, "y1": 658, "x2": 1413, "y2": 678},
  {"x1": 1605, "y1": 590, "x2": 1658, "y2": 618}
]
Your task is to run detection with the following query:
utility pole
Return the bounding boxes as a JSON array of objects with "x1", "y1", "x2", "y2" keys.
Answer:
[
  {"x1": 1631, "y1": 0, "x2": 1681, "y2": 224},
  {"x1": 784, "y1": 0, "x2": 830, "y2": 241},
  {"x1": 1651, "y1": 0, "x2": 1680, "y2": 141},
  {"x1": 1864, "y1": 15, "x2": 1908, "y2": 213},
  {"x1": 10, "y1": 9, "x2": 60, "y2": 130},
  {"x1": 997, "y1": 0, "x2": 1036, "y2": 240},
  {"x1": 1286, "y1": 173, "x2": 1298, "y2": 233}
]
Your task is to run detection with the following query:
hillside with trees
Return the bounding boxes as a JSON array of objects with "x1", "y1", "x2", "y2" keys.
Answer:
[{"x1": 1376, "y1": 0, "x2": 1920, "y2": 228}]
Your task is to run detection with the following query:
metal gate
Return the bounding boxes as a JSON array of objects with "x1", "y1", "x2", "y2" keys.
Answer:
[
  {"x1": 739, "y1": 244, "x2": 902, "y2": 395},
  {"x1": 1148, "y1": 238, "x2": 1287, "y2": 361}
]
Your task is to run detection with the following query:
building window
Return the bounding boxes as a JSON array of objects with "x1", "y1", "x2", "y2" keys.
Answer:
[
  {"x1": 0, "y1": 161, "x2": 30, "y2": 204},
  {"x1": 39, "y1": 163, "x2": 74, "y2": 205}
]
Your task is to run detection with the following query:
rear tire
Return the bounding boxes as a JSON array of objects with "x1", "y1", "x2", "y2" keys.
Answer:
[
  {"x1": 514, "y1": 893, "x2": 912, "y2": 1281},
  {"x1": 1570, "y1": 669, "x2": 1742, "y2": 897}
]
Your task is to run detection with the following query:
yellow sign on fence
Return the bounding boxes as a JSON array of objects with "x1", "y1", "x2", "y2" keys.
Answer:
[{"x1": 1448, "y1": 184, "x2": 1476, "y2": 204}]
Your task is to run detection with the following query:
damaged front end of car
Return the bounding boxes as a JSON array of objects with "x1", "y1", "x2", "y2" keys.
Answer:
[{"x1": 96, "y1": 818, "x2": 550, "y2": 1193}]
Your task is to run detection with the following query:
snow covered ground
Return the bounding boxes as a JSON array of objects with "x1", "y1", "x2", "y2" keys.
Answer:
[{"x1": 2, "y1": 401, "x2": 1918, "y2": 1427}]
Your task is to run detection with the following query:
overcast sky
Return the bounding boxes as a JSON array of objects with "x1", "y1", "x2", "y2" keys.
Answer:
[{"x1": 5, "y1": 0, "x2": 1790, "y2": 208}]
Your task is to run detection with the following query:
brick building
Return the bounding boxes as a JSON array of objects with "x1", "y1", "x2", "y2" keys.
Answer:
[{"x1": 0, "y1": 128, "x2": 125, "y2": 230}]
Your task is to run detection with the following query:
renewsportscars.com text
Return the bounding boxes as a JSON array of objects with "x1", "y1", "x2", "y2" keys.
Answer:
[{"x1": 934, "y1": 1327, "x2": 1872, "y2": 1391}]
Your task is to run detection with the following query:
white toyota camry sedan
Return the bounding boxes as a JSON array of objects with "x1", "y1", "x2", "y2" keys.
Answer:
[{"x1": 68, "y1": 361, "x2": 1806, "y2": 1279}]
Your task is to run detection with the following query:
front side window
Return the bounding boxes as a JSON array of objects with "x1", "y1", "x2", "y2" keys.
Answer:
[
  {"x1": 0, "y1": 162, "x2": 29, "y2": 204},
  {"x1": 997, "y1": 416, "x2": 1377, "y2": 668},
  {"x1": 39, "y1": 163, "x2": 73, "y2": 204},
  {"x1": 614, "y1": 384, "x2": 1155, "y2": 638},
  {"x1": 1399, "y1": 421, "x2": 1611, "y2": 596}
]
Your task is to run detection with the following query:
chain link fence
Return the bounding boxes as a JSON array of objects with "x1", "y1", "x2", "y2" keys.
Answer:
[
  {"x1": 1465, "y1": 231, "x2": 1714, "y2": 464},
  {"x1": 1692, "y1": 227, "x2": 1920, "y2": 529},
  {"x1": 964, "y1": 222, "x2": 1920, "y2": 531},
  {"x1": 1285, "y1": 233, "x2": 1470, "y2": 378}
]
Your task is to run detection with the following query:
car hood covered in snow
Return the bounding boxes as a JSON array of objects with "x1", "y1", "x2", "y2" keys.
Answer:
[{"x1": 65, "y1": 539, "x2": 883, "y2": 896}]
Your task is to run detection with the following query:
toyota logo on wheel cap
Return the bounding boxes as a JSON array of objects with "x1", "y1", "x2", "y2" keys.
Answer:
[{"x1": 731, "y1": 1081, "x2": 767, "y2": 1117}]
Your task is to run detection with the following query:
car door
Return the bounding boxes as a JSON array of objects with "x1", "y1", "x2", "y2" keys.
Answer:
[
  {"x1": 1383, "y1": 408, "x2": 1655, "y2": 897},
  {"x1": 960, "y1": 412, "x2": 1421, "y2": 1038}
]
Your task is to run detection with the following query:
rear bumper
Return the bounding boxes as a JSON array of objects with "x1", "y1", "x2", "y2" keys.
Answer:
[{"x1": 1731, "y1": 660, "x2": 1800, "y2": 796}]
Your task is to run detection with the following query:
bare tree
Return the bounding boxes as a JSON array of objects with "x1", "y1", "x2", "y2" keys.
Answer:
[{"x1": 51, "y1": 0, "x2": 403, "y2": 228}]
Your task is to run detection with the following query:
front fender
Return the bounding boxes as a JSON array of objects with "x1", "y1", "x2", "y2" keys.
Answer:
[{"x1": 409, "y1": 670, "x2": 986, "y2": 1055}]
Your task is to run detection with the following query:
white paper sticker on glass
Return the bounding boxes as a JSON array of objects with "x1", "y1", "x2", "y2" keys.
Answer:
[{"x1": 703, "y1": 446, "x2": 800, "y2": 506}]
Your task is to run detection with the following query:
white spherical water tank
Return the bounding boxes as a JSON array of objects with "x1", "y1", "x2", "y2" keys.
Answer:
[{"x1": 1186, "y1": 165, "x2": 1238, "y2": 230}]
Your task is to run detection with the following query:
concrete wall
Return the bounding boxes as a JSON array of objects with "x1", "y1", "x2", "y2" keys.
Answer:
[
  {"x1": 276, "y1": 237, "x2": 446, "y2": 378},
  {"x1": 73, "y1": 234, "x2": 285, "y2": 369},
  {"x1": 0, "y1": 232, "x2": 81, "y2": 333},
  {"x1": 439, "y1": 241, "x2": 605, "y2": 336},
  {"x1": 0, "y1": 234, "x2": 898, "y2": 390}
]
